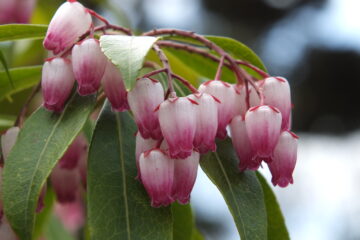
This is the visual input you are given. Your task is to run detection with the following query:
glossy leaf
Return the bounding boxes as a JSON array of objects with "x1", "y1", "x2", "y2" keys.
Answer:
[
  {"x1": 256, "y1": 172, "x2": 290, "y2": 240},
  {"x1": 200, "y1": 139, "x2": 267, "y2": 239},
  {"x1": 0, "y1": 65, "x2": 42, "y2": 101},
  {"x1": 100, "y1": 35, "x2": 158, "y2": 90},
  {"x1": 0, "y1": 24, "x2": 48, "y2": 42},
  {"x1": 206, "y1": 36, "x2": 267, "y2": 72},
  {"x1": 2, "y1": 93, "x2": 96, "y2": 240},
  {"x1": 87, "y1": 101, "x2": 172, "y2": 240}
]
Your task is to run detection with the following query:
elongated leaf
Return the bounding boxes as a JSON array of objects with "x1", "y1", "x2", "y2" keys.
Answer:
[
  {"x1": 200, "y1": 139, "x2": 267, "y2": 239},
  {"x1": 3, "y1": 93, "x2": 96, "y2": 240},
  {"x1": 0, "y1": 65, "x2": 42, "y2": 100},
  {"x1": 100, "y1": 35, "x2": 158, "y2": 90},
  {"x1": 87, "y1": 101, "x2": 172, "y2": 240},
  {"x1": 0, "y1": 24, "x2": 48, "y2": 42},
  {"x1": 0, "y1": 50, "x2": 13, "y2": 88},
  {"x1": 206, "y1": 36, "x2": 267, "y2": 72},
  {"x1": 256, "y1": 172, "x2": 290, "y2": 240},
  {"x1": 172, "y1": 203, "x2": 194, "y2": 240}
]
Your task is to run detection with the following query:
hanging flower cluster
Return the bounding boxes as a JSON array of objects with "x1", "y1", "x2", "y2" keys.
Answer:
[{"x1": 37, "y1": 0, "x2": 299, "y2": 207}]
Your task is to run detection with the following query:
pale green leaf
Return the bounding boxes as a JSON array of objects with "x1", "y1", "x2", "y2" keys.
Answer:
[{"x1": 0, "y1": 24, "x2": 48, "y2": 42}]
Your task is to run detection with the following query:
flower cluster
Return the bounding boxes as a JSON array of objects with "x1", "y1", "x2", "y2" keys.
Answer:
[
  {"x1": 41, "y1": 0, "x2": 128, "y2": 112},
  {"x1": 39, "y1": 0, "x2": 299, "y2": 208}
]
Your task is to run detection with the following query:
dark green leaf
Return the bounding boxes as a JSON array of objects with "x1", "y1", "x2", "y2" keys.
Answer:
[
  {"x1": 3, "y1": 93, "x2": 96, "y2": 240},
  {"x1": 0, "y1": 50, "x2": 14, "y2": 88},
  {"x1": 206, "y1": 36, "x2": 267, "y2": 72},
  {"x1": 0, "y1": 65, "x2": 42, "y2": 101},
  {"x1": 100, "y1": 35, "x2": 158, "y2": 90},
  {"x1": 0, "y1": 24, "x2": 48, "y2": 42},
  {"x1": 172, "y1": 203, "x2": 194, "y2": 240},
  {"x1": 200, "y1": 139, "x2": 267, "y2": 239},
  {"x1": 256, "y1": 172, "x2": 290, "y2": 240},
  {"x1": 87, "y1": 101, "x2": 172, "y2": 240}
]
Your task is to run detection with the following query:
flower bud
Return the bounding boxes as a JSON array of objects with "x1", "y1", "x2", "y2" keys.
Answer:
[
  {"x1": 135, "y1": 133, "x2": 157, "y2": 180},
  {"x1": 172, "y1": 151, "x2": 199, "y2": 204},
  {"x1": 59, "y1": 135, "x2": 87, "y2": 170},
  {"x1": 1, "y1": 127, "x2": 20, "y2": 160},
  {"x1": 41, "y1": 57, "x2": 75, "y2": 112},
  {"x1": 158, "y1": 97, "x2": 197, "y2": 159},
  {"x1": 139, "y1": 149, "x2": 174, "y2": 207},
  {"x1": 199, "y1": 80, "x2": 237, "y2": 139},
  {"x1": 101, "y1": 61, "x2": 129, "y2": 112},
  {"x1": 72, "y1": 39, "x2": 108, "y2": 95},
  {"x1": 229, "y1": 115, "x2": 260, "y2": 171},
  {"x1": 0, "y1": 0, "x2": 36, "y2": 24},
  {"x1": 43, "y1": 1, "x2": 92, "y2": 54},
  {"x1": 51, "y1": 164, "x2": 80, "y2": 204},
  {"x1": 188, "y1": 93, "x2": 218, "y2": 154},
  {"x1": 128, "y1": 78, "x2": 164, "y2": 140},
  {"x1": 0, "y1": 217, "x2": 18, "y2": 240},
  {"x1": 260, "y1": 77, "x2": 292, "y2": 130},
  {"x1": 245, "y1": 105, "x2": 282, "y2": 161},
  {"x1": 268, "y1": 131, "x2": 298, "y2": 187},
  {"x1": 55, "y1": 200, "x2": 85, "y2": 234}
]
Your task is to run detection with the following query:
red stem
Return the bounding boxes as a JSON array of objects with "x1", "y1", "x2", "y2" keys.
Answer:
[
  {"x1": 215, "y1": 56, "x2": 225, "y2": 80},
  {"x1": 171, "y1": 73, "x2": 199, "y2": 93},
  {"x1": 87, "y1": 9, "x2": 110, "y2": 26},
  {"x1": 141, "y1": 68, "x2": 167, "y2": 78}
]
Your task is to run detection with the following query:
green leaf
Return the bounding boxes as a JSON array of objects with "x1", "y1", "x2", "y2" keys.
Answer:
[
  {"x1": 100, "y1": 35, "x2": 158, "y2": 90},
  {"x1": 206, "y1": 36, "x2": 267, "y2": 72},
  {"x1": 87, "y1": 101, "x2": 172, "y2": 240},
  {"x1": 0, "y1": 50, "x2": 14, "y2": 88},
  {"x1": 256, "y1": 172, "x2": 290, "y2": 240},
  {"x1": 0, "y1": 65, "x2": 42, "y2": 101},
  {"x1": 0, "y1": 114, "x2": 16, "y2": 131},
  {"x1": 200, "y1": 139, "x2": 267, "y2": 239},
  {"x1": 0, "y1": 24, "x2": 48, "y2": 42},
  {"x1": 3, "y1": 93, "x2": 96, "y2": 240},
  {"x1": 172, "y1": 203, "x2": 194, "y2": 240},
  {"x1": 44, "y1": 215, "x2": 75, "y2": 240}
]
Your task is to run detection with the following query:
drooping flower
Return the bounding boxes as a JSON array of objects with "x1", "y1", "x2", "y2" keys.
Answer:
[
  {"x1": 245, "y1": 105, "x2": 282, "y2": 162},
  {"x1": 268, "y1": 131, "x2": 298, "y2": 187},
  {"x1": 72, "y1": 38, "x2": 108, "y2": 95},
  {"x1": 135, "y1": 132, "x2": 157, "y2": 180},
  {"x1": 41, "y1": 57, "x2": 75, "y2": 112},
  {"x1": 229, "y1": 115, "x2": 260, "y2": 171},
  {"x1": 51, "y1": 164, "x2": 80, "y2": 204},
  {"x1": 128, "y1": 78, "x2": 164, "y2": 140},
  {"x1": 199, "y1": 80, "x2": 237, "y2": 139},
  {"x1": 139, "y1": 149, "x2": 174, "y2": 207},
  {"x1": 1, "y1": 127, "x2": 20, "y2": 160},
  {"x1": 188, "y1": 93, "x2": 218, "y2": 153},
  {"x1": 0, "y1": 0, "x2": 36, "y2": 24},
  {"x1": 59, "y1": 135, "x2": 87, "y2": 170},
  {"x1": 172, "y1": 151, "x2": 199, "y2": 204},
  {"x1": 101, "y1": 61, "x2": 129, "y2": 112},
  {"x1": 234, "y1": 83, "x2": 260, "y2": 117},
  {"x1": 260, "y1": 77, "x2": 292, "y2": 130},
  {"x1": 43, "y1": 1, "x2": 92, "y2": 54},
  {"x1": 158, "y1": 97, "x2": 197, "y2": 159}
]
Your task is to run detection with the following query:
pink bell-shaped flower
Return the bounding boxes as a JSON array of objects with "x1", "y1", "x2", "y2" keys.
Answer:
[
  {"x1": 72, "y1": 38, "x2": 108, "y2": 95},
  {"x1": 101, "y1": 61, "x2": 129, "y2": 112},
  {"x1": 0, "y1": 217, "x2": 18, "y2": 240},
  {"x1": 229, "y1": 115, "x2": 260, "y2": 171},
  {"x1": 0, "y1": 0, "x2": 36, "y2": 24},
  {"x1": 268, "y1": 131, "x2": 298, "y2": 187},
  {"x1": 199, "y1": 80, "x2": 237, "y2": 139},
  {"x1": 1, "y1": 127, "x2": 20, "y2": 160},
  {"x1": 158, "y1": 97, "x2": 197, "y2": 159},
  {"x1": 59, "y1": 135, "x2": 88, "y2": 170},
  {"x1": 51, "y1": 164, "x2": 80, "y2": 204},
  {"x1": 234, "y1": 83, "x2": 261, "y2": 117},
  {"x1": 139, "y1": 149, "x2": 174, "y2": 207},
  {"x1": 55, "y1": 200, "x2": 85, "y2": 234},
  {"x1": 172, "y1": 151, "x2": 199, "y2": 204},
  {"x1": 135, "y1": 132, "x2": 157, "y2": 180},
  {"x1": 188, "y1": 93, "x2": 218, "y2": 154},
  {"x1": 245, "y1": 105, "x2": 282, "y2": 162},
  {"x1": 128, "y1": 78, "x2": 164, "y2": 140},
  {"x1": 260, "y1": 77, "x2": 292, "y2": 130},
  {"x1": 43, "y1": 1, "x2": 92, "y2": 54},
  {"x1": 41, "y1": 57, "x2": 75, "y2": 112}
]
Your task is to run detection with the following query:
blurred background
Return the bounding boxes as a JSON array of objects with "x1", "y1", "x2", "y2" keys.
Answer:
[{"x1": 1, "y1": 0, "x2": 360, "y2": 239}]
